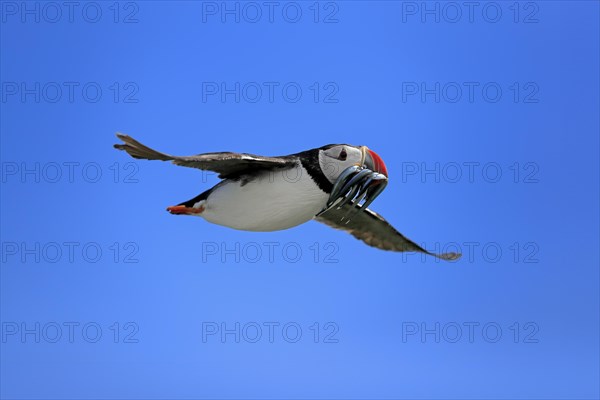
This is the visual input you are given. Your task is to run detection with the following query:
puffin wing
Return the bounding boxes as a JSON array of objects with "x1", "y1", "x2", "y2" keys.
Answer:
[
  {"x1": 314, "y1": 204, "x2": 461, "y2": 261},
  {"x1": 114, "y1": 133, "x2": 296, "y2": 179}
]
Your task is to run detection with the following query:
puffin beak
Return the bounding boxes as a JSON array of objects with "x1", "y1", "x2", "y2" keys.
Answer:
[{"x1": 362, "y1": 147, "x2": 388, "y2": 177}]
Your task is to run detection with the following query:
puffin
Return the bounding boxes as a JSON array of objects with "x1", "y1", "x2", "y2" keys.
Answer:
[{"x1": 114, "y1": 133, "x2": 460, "y2": 260}]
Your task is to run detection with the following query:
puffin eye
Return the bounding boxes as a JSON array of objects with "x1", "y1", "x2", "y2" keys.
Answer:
[{"x1": 338, "y1": 148, "x2": 347, "y2": 161}]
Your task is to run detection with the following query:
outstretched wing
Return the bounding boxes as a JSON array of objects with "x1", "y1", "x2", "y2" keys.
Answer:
[
  {"x1": 314, "y1": 204, "x2": 461, "y2": 260},
  {"x1": 113, "y1": 133, "x2": 297, "y2": 179}
]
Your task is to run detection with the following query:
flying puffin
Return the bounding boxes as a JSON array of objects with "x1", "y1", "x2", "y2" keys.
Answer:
[{"x1": 114, "y1": 133, "x2": 460, "y2": 260}]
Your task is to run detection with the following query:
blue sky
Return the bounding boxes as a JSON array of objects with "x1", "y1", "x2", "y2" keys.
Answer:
[{"x1": 1, "y1": 1, "x2": 599, "y2": 399}]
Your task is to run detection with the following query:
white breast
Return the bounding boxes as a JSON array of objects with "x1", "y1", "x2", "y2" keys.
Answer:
[{"x1": 200, "y1": 163, "x2": 329, "y2": 232}]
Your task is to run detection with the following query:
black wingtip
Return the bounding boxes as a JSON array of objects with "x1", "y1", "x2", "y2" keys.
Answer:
[
  {"x1": 114, "y1": 133, "x2": 129, "y2": 150},
  {"x1": 436, "y1": 252, "x2": 462, "y2": 261}
]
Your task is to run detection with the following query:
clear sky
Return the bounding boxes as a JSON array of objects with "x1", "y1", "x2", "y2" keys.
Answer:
[{"x1": 1, "y1": 1, "x2": 599, "y2": 399}]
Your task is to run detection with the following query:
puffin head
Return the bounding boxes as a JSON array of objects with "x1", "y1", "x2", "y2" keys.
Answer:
[{"x1": 318, "y1": 144, "x2": 388, "y2": 183}]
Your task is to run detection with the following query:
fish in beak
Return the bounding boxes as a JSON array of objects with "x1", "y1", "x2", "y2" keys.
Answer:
[{"x1": 319, "y1": 146, "x2": 390, "y2": 222}]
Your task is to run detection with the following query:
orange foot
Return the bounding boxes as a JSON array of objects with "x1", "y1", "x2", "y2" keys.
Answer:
[{"x1": 166, "y1": 205, "x2": 205, "y2": 215}]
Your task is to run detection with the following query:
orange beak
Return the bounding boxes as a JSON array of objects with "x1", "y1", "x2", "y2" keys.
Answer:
[{"x1": 364, "y1": 148, "x2": 388, "y2": 177}]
